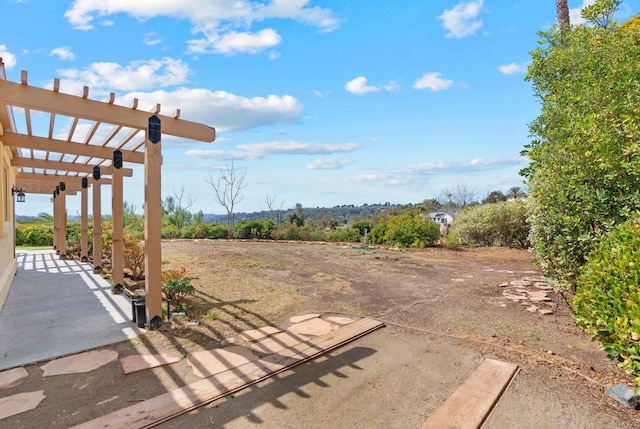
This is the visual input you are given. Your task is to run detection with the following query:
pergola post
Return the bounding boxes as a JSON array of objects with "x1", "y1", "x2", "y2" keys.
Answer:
[
  {"x1": 58, "y1": 182, "x2": 67, "y2": 259},
  {"x1": 80, "y1": 177, "x2": 89, "y2": 262},
  {"x1": 52, "y1": 191, "x2": 58, "y2": 250},
  {"x1": 111, "y1": 150, "x2": 124, "y2": 293},
  {"x1": 92, "y1": 167, "x2": 102, "y2": 274},
  {"x1": 144, "y1": 115, "x2": 163, "y2": 329}
]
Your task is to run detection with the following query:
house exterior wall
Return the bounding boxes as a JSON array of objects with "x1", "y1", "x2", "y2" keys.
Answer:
[{"x1": 0, "y1": 141, "x2": 16, "y2": 310}]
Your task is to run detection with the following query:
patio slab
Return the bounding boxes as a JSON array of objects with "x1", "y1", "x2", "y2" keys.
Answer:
[{"x1": 0, "y1": 250, "x2": 142, "y2": 371}]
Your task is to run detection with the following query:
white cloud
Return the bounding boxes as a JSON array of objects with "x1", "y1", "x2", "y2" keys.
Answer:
[
  {"x1": 143, "y1": 32, "x2": 162, "y2": 46},
  {"x1": 57, "y1": 57, "x2": 190, "y2": 91},
  {"x1": 50, "y1": 46, "x2": 75, "y2": 61},
  {"x1": 0, "y1": 45, "x2": 17, "y2": 69},
  {"x1": 186, "y1": 141, "x2": 360, "y2": 161},
  {"x1": 438, "y1": 0, "x2": 484, "y2": 39},
  {"x1": 357, "y1": 156, "x2": 526, "y2": 184},
  {"x1": 344, "y1": 76, "x2": 380, "y2": 95},
  {"x1": 498, "y1": 62, "x2": 527, "y2": 75},
  {"x1": 570, "y1": 0, "x2": 596, "y2": 25},
  {"x1": 306, "y1": 158, "x2": 353, "y2": 170},
  {"x1": 413, "y1": 72, "x2": 454, "y2": 91},
  {"x1": 64, "y1": 0, "x2": 338, "y2": 55},
  {"x1": 190, "y1": 28, "x2": 282, "y2": 55}
]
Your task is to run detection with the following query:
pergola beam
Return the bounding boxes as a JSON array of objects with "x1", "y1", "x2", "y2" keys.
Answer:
[
  {"x1": 0, "y1": 78, "x2": 215, "y2": 142},
  {"x1": 12, "y1": 157, "x2": 133, "y2": 176},
  {"x1": 3, "y1": 132, "x2": 145, "y2": 163}
]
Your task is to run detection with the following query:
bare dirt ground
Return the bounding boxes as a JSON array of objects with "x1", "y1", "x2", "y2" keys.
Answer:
[{"x1": 3, "y1": 240, "x2": 640, "y2": 428}]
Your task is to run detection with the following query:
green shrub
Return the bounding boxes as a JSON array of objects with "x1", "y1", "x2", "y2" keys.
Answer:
[
  {"x1": 202, "y1": 223, "x2": 228, "y2": 239},
  {"x1": 16, "y1": 224, "x2": 54, "y2": 247},
  {"x1": 450, "y1": 200, "x2": 529, "y2": 248},
  {"x1": 161, "y1": 224, "x2": 180, "y2": 239},
  {"x1": 326, "y1": 227, "x2": 361, "y2": 243},
  {"x1": 573, "y1": 217, "x2": 640, "y2": 385},
  {"x1": 233, "y1": 219, "x2": 276, "y2": 239},
  {"x1": 371, "y1": 211, "x2": 440, "y2": 248},
  {"x1": 162, "y1": 277, "x2": 195, "y2": 308}
]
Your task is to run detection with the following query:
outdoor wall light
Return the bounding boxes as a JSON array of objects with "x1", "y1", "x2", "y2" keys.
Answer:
[{"x1": 11, "y1": 186, "x2": 26, "y2": 203}]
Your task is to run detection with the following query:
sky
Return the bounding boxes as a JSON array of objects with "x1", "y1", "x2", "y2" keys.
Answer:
[{"x1": 2, "y1": 0, "x2": 640, "y2": 217}]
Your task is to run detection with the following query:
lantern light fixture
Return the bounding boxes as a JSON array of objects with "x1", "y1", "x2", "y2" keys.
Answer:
[{"x1": 11, "y1": 186, "x2": 26, "y2": 203}]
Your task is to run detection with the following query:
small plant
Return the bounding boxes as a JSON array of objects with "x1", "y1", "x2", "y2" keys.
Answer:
[
  {"x1": 162, "y1": 277, "x2": 195, "y2": 308},
  {"x1": 123, "y1": 234, "x2": 145, "y2": 280},
  {"x1": 162, "y1": 266, "x2": 187, "y2": 283}
]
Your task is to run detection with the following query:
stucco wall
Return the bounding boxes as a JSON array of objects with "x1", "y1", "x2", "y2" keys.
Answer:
[{"x1": 0, "y1": 142, "x2": 16, "y2": 310}]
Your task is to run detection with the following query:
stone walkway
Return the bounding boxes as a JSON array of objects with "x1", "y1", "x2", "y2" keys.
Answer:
[{"x1": 0, "y1": 313, "x2": 362, "y2": 424}]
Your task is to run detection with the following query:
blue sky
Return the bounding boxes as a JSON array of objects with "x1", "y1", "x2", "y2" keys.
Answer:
[{"x1": 3, "y1": 0, "x2": 639, "y2": 217}]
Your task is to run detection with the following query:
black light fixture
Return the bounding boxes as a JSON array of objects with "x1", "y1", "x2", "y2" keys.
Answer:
[
  {"x1": 93, "y1": 166, "x2": 101, "y2": 180},
  {"x1": 113, "y1": 150, "x2": 123, "y2": 169},
  {"x1": 11, "y1": 186, "x2": 26, "y2": 203}
]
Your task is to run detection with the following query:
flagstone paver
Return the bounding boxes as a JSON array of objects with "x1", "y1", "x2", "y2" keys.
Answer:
[
  {"x1": 0, "y1": 391, "x2": 45, "y2": 420},
  {"x1": 325, "y1": 316, "x2": 356, "y2": 326},
  {"x1": 289, "y1": 313, "x2": 320, "y2": 324},
  {"x1": 288, "y1": 318, "x2": 334, "y2": 337},
  {"x1": 248, "y1": 331, "x2": 310, "y2": 355},
  {"x1": 41, "y1": 349, "x2": 118, "y2": 377},
  {"x1": 0, "y1": 367, "x2": 28, "y2": 389},
  {"x1": 239, "y1": 326, "x2": 282, "y2": 342},
  {"x1": 120, "y1": 353, "x2": 182, "y2": 375},
  {"x1": 187, "y1": 346, "x2": 259, "y2": 379}
]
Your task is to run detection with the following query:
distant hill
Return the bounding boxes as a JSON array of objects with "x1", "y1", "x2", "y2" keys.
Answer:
[{"x1": 18, "y1": 201, "x2": 436, "y2": 225}]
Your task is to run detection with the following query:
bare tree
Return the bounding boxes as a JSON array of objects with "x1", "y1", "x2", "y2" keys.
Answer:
[
  {"x1": 556, "y1": 0, "x2": 570, "y2": 31},
  {"x1": 438, "y1": 182, "x2": 478, "y2": 213},
  {"x1": 265, "y1": 194, "x2": 285, "y2": 227},
  {"x1": 206, "y1": 161, "x2": 247, "y2": 238},
  {"x1": 173, "y1": 184, "x2": 196, "y2": 234}
]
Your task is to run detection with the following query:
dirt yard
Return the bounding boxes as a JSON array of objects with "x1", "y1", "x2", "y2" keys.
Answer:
[{"x1": 3, "y1": 240, "x2": 640, "y2": 428}]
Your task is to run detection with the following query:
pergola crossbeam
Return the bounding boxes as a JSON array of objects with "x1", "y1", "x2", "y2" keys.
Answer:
[
  {"x1": 3, "y1": 132, "x2": 145, "y2": 163},
  {"x1": 12, "y1": 158, "x2": 133, "y2": 176},
  {"x1": 0, "y1": 79, "x2": 215, "y2": 142}
]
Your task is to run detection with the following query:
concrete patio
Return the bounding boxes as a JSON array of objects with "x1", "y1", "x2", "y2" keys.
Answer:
[{"x1": 0, "y1": 249, "x2": 142, "y2": 371}]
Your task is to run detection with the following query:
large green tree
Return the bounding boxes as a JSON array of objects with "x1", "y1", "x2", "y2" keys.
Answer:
[{"x1": 522, "y1": 3, "x2": 640, "y2": 289}]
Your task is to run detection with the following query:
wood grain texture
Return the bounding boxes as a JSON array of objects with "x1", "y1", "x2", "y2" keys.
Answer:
[{"x1": 421, "y1": 358, "x2": 518, "y2": 429}]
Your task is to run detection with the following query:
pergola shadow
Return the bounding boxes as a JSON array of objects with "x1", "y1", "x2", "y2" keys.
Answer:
[{"x1": 0, "y1": 249, "x2": 142, "y2": 371}]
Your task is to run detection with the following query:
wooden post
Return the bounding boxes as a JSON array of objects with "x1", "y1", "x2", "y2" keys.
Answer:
[
  {"x1": 92, "y1": 167, "x2": 103, "y2": 273},
  {"x1": 80, "y1": 177, "x2": 89, "y2": 262},
  {"x1": 145, "y1": 115, "x2": 163, "y2": 329},
  {"x1": 58, "y1": 182, "x2": 67, "y2": 259},
  {"x1": 111, "y1": 150, "x2": 124, "y2": 293},
  {"x1": 52, "y1": 191, "x2": 58, "y2": 251}
]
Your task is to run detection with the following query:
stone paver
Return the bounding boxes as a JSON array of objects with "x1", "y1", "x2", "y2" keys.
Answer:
[
  {"x1": 41, "y1": 349, "x2": 118, "y2": 377},
  {"x1": 0, "y1": 391, "x2": 45, "y2": 420},
  {"x1": 289, "y1": 314, "x2": 320, "y2": 324},
  {"x1": 239, "y1": 326, "x2": 282, "y2": 342},
  {"x1": 325, "y1": 316, "x2": 356, "y2": 326},
  {"x1": 500, "y1": 276, "x2": 556, "y2": 316},
  {"x1": 0, "y1": 367, "x2": 28, "y2": 389},
  {"x1": 249, "y1": 332, "x2": 310, "y2": 355},
  {"x1": 187, "y1": 346, "x2": 259, "y2": 378},
  {"x1": 120, "y1": 353, "x2": 182, "y2": 375},
  {"x1": 288, "y1": 318, "x2": 334, "y2": 337}
]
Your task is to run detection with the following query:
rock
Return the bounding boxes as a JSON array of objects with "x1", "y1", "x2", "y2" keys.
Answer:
[
  {"x1": 527, "y1": 305, "x2": 539, "y2": 313},
  {"x1": 538, "y1": 309, "x2": 554, "y2": 315},
  {"x1": 499, "y1": 282, "x2": 509, "y2": 287},
  {"x1": 605, "y1": 384, "x2": 640, "y2": 410}
]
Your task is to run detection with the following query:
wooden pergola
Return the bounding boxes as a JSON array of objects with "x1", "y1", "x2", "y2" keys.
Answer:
[{"x1": 0, "y1": 58, "x2": 215, "y2": 328}]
